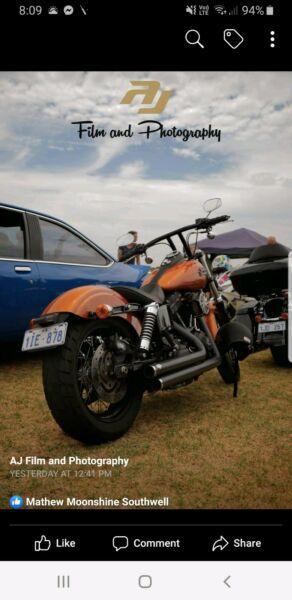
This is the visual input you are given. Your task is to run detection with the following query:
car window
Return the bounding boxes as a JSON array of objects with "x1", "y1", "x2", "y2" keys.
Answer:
[
  {"x1": 39, "y1": 218, "x2": 109, "y2": 266},
  {"x1": 0, "y1": 208, "x2": 26, "y2": 259}
]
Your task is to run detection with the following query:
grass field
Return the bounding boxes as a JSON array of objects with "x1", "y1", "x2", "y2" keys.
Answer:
[{"x1": 0, "y1": 350, "x2": 291, "y2": 509}]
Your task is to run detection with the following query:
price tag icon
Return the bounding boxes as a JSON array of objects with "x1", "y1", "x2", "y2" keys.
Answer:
[{"x1": 224, "y1": 29, "x2": 244, "y2": 49}]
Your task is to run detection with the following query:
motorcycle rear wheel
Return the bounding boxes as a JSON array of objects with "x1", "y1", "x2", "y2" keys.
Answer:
[
  {"x1": 270, "y1": 342, "x2": 291, "y2": 367},
  {"x1": 42, "y1": 318, "x2": 143, "y2": 444}
]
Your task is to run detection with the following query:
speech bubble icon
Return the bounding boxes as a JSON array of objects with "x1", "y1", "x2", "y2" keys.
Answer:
[{"x1": 113, "y1": 536, "x2": 129, "y2": 552}]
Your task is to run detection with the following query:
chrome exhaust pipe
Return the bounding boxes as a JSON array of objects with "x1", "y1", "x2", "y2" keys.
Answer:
[
  {"x1": 146, "y1": 319, "x2": 221, "y2": 390},
  {"x1": 158, "y1": 356, "x2": 221, "y2": 390},
  {"x1": 144, "y1": 329, "x2": 207, "y2": 379},
  {"x1": 145, "y1": 347, "x2": 206, "y2": 379}
]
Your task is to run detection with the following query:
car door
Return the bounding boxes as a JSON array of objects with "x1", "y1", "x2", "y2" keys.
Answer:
[
  {"x1": 36, "y1": 216, "x2": 144, "y2": 311},
  {"x1": 0, "y1": 207, "x2": 40, "y2": 342}
]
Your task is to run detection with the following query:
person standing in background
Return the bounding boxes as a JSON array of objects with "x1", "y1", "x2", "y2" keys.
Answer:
[{"x1": 117, "y1": 231, "x2": 141, "y2": 264}]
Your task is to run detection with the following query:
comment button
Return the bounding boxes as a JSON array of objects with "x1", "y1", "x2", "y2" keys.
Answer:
[{"x1": 112, "y1": 536, "x2": 129, "y2": 552}]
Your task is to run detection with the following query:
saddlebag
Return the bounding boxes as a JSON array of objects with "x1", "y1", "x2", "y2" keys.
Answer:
[{"x1": 230, "y1": 258, "x2": 288, "y2": 297}]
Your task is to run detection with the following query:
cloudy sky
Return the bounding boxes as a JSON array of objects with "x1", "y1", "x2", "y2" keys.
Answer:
[{"x1": 0, "y1": 71, "x2": 291, "y2": 257}]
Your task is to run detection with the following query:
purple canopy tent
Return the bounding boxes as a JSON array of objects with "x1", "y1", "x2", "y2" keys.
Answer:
[{"x1": 197, "y1": 228, "x2": 267, "y2": 258}]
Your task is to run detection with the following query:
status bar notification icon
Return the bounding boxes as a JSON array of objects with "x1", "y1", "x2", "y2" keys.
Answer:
[{"x1": 64, "y1": 5, "x2": 74, "y2": 15}]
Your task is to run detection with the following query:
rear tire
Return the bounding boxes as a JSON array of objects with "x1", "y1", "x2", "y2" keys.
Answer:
[
  {"x1": 42, "y1": 318, "x2": 143, "y2": 444},
  {"x1": 270, "y1": 343, "x2": 291, "y2": 367}
]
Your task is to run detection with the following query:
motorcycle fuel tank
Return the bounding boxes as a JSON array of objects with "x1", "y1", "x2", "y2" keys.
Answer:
[{"x1": 142, "y1": 259, "x2": 208, "y2": 292}]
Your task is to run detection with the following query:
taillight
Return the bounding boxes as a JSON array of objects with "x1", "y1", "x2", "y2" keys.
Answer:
[{"x1": 29, "y1": 313, "x2": 60, "y2": 328}]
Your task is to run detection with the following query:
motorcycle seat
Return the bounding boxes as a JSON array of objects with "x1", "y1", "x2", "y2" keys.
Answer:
[{"x1": 112, "y1": 284, "x2": 165, "y2": 305}]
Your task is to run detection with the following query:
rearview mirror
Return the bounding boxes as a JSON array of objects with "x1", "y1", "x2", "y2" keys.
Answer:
[{"x1": 203, "y1": 197, "x2": 222, "y2": 214}]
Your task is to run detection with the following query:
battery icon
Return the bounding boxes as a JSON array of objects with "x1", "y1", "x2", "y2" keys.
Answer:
[{"x1": 266, "y1": 5, "x2": 274, "y2": 15}]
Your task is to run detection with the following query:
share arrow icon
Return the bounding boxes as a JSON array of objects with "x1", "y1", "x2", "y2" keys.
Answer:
[{"x1": 212, "y1": 535, "x2": 229, "y2": 551}]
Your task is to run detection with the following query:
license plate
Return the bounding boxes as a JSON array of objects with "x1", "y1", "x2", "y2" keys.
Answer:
[
  {"x1": 258, "y1": 321, "x2": 286, "y2": 334},
  {"x1": 22, "y1": 322, "x2": 68, "y2": 352}
]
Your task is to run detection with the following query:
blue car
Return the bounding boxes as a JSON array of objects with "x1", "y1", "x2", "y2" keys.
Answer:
[{"x1": 0, "y1": 203, "x2": 148, "y2": 345}]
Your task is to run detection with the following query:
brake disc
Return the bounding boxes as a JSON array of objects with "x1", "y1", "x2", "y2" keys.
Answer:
[{"x1": 91, "y1": 343, "x2": 126, "y2": 404}]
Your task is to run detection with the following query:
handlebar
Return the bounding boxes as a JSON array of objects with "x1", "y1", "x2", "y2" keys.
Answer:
[
  {"x1": 194, "y1": 214, "x2": 230, "y2": 228},
  {"x1": 122, "y1": 243, "x2": 146, "y2": 260},
  {"x1": 118, "y1": 214, "x2": 230, "y2": 261}
]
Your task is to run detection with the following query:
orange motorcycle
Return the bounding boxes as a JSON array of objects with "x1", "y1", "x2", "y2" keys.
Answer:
[{"x1": 22, "y1": 199, "x2": 253, "y2": 444}]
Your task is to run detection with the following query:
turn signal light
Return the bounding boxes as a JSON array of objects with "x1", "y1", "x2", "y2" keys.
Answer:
[
  {"x1": 255, "y1": 315, "x2": 263, "y2": 323},
  {"x1": 280, "y1": 312, "x2": 288, "y2": 320},
  {"x1": 96, "y1": 304, "x2": 112, "y2": 319}
]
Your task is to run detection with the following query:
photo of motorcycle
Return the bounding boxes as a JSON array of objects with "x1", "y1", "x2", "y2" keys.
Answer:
[{"x1": 22, "y1": 199, "x2": 253, "y2": 444}]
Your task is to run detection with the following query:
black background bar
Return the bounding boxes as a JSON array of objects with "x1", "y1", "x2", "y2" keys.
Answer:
[
  {"x1": 3, "y1": 509, "x2": 291, "y2": 561},
  {"x1": 1, "y1": 1, "x2": 291, "y2": 70}
]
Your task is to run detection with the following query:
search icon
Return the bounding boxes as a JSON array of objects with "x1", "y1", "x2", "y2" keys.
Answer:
[{"x1": 185, "y1": 29, "x2": 205, "y2": 48}]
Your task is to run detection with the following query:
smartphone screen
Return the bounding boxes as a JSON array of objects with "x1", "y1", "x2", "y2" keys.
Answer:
[{"x1": 0, "y1": 2, "x2": 291, "y2": 598}]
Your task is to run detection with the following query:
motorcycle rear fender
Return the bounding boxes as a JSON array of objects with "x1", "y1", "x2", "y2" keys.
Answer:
[{"x1": 40, "y1": 285, "x2": 142, "y2": 334}]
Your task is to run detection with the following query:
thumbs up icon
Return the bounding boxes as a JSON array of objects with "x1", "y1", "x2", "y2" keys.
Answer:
[{"x1": 34, "y1": 535, "x2": 51, "y2": 552}]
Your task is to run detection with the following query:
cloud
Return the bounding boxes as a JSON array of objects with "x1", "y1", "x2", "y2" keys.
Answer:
[
  {"x1": 0, "y1": 71, "x2": 291, "y2": 253},
  {"x1": 249, "y1": 172, "x2": 278, "y2": 187},
  {"x1": 172, "y1": 147, "x2": 200, "y2": 160},
  {"x1": 118, "y1": 160, "x2": 146, "y2": 178}
]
